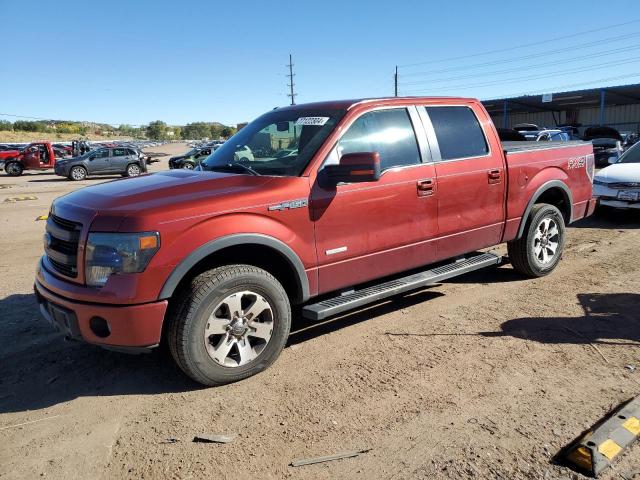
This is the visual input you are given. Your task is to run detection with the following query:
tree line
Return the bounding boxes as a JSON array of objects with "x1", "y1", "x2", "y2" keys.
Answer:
[{"x1": 0, "y1": 119, "x2": 237, "y2": 140}]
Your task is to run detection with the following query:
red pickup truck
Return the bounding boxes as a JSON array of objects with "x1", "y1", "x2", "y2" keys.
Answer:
[
  {"x1": 35, "y1": 97, "x2": 595, "y2": 386},
  {"x1": 1, "y1": 142, "x2": 57, "y2": 176}
]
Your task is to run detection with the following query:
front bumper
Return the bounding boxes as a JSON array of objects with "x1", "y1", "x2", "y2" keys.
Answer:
[
  {"x1": 35, "y1": 279, "x2": 167, "y2": 350},
  {"x1": 598, "y1": 198, "x2": 640, "y2": 209},
  {"x1": 54, "y1": 164, "x2": 70, "y2": 177}
]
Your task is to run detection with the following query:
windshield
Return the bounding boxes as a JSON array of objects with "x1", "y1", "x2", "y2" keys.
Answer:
[
  {"x1": 618, "y1": 142, "x2": 640, "y2": 163},
  {"x1": 201, "y1": 107, "x2": 346, "y2": 176}
]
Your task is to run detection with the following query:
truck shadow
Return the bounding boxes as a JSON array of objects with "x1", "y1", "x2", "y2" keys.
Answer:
[
  {"x1": 0, "y1": 293, "x2": 195, "y2": 414},
  {"x1": 481, "y1": 293, "x2": 640, "y2": 346},
  {"x1": 0, "y1": 288, "x2": 444, "y2": 413},
  {"x1": 288, "y1": 289, "x2": 445, "y2": 346},
  {"x1": 569, "y1": 207, "x2": 640, "y2": 229}
]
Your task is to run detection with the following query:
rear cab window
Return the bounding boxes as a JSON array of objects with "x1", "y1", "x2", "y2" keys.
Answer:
[{"x1": 423, "y1": 106, "x2": 488, "y2": 160}]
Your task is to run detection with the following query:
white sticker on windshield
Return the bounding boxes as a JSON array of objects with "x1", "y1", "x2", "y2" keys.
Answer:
[{"x1": 295, "y1": 116, "x2": 329, "y2": 126}]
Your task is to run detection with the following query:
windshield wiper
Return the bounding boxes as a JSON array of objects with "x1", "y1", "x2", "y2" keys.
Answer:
[{"x1": 207, "y1": 162, "x2": 260, "y2": 176}]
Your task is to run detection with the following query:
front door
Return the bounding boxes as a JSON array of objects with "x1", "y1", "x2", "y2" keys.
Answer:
[
  {"x1": 419, "y1": 105, "x2": 506, "y2": 260},
  {"x1": 312, "y1": 107, "x2": 438, "y2": 294},
  {"x1": 21, "y1": 145, "x2": 41, "y2": 169},
  {"x1": 87, "y1": 148, "x2": 110, "y2": 173}
]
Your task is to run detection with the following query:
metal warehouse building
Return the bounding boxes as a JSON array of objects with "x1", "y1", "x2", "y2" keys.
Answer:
[{"x1": 482, "y1": 83, "x2": 640, "y2": 134}]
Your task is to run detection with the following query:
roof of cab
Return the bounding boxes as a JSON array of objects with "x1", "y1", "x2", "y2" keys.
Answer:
[{"x1": 275, "y1": 96, "x2": 479, "y2": 112}]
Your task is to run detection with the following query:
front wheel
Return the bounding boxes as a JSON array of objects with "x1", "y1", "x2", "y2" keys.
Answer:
[
  {"x1": 5, "y1": 162, "x2": 23, "y2": 176},
  {"x1": 167, "y1": 265, "x2": 291, "y2": 386},
  {"x1": 183, "y1": 163, "x2": 194, "y2": 170},
  {"x1": 507, "y1": 203, "x2": 566, "y2": 277},
  {"x1": 69, "y1": 166, "x2": 87, "y2": 181}
]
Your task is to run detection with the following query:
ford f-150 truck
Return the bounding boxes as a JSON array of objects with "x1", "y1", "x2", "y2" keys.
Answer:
[{"x1": 35, "y1": 97, "x2": 596, "y2": 386}]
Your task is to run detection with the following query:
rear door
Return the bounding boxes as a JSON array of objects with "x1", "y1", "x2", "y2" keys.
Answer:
[
  {"x1": 111, "y1": 148, "x2": 129, "y2": 172},
  {"x1": 312, "y1": 106, "x2": 438, "y2": 294},
  {"x1": 419, "y1": 104, "x2": 506, "y2": 260}
]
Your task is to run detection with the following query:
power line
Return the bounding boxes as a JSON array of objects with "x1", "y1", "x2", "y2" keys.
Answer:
[
  {"x1": 402, "y1": 56, "x2": 640, "y2": 94},
  {"x1": 287, "y1": 54, "x2": 297, "y2": 105},
  {"x1": 401, "y1": 43, "x2": 640, "y2": 87},
  {"x1": 399, "y1": 18, "x2": 640, "y2": 68},
  {"x1": 402, "y1": 31, "x2": 640, "y2": 78},
  {"x1": 483, "y1": 72, "x2": 640, "y2": 100}
]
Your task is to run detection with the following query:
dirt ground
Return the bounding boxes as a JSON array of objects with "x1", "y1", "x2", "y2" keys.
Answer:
[{"x1": 1, "y1": 143, "x2": 639, "y2": 479}]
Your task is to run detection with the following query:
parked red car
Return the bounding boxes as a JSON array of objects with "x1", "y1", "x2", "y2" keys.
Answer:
[
  {"x1": 1, "y1": 142, "x2": 57, "y2": 176},
  {"x1": 35, "y1": 97, "x2": 596, "y2": 385}
]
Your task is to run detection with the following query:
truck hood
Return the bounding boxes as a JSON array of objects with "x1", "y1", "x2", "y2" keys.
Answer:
[
  {"x1": 54, "y1": 170, "x2": 275, "y2": 215},
  {"x1": 0, "y1": 150, "x2": 20, "y2": 159},
  {"x1": 595, "y1": 163, "x2": 640, "y2": 183}
]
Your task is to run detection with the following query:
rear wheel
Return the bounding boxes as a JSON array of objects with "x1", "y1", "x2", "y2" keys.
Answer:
[
  {"x1": 167, "y1": 265, "x2": 291, "y2": 386},
  {"x1": 507, "y1": 203, "x2": 565, "y2": 277},
  {"x1": 69, "y1": 166, "x2": 87, "y2": 181},
  {"x1": 183, "y1": 163, "x2": 194, "y2": 170},
  {"x1": 5, "y1": 162, "x2": 23, "y2": 176},
  {"x1": 125, "y1": 163, "x2": 141, "y2": 177}
]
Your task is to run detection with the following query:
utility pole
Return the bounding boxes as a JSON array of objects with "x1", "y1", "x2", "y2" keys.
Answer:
[
  {"x1": 394, "y1": 65, "x2": 398, "y2": 97},
  {"x1": 287, "y1": 54, "x2": 297, "y2": 105}
]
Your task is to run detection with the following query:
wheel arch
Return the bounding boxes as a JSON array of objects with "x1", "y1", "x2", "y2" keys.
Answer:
[
  {"x1": 158, "y1": 233, "x2": 310, "y2": 304},
  {"x1": 516, "y1": 180, "x2": 573, "y2": 239}
]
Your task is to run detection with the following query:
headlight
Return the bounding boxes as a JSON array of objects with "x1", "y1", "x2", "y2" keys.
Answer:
[{"x1": 85, "y1": 232, "x2": 160, "y2": 287}]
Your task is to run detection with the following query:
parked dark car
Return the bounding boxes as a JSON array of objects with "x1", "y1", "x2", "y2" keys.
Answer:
[
  {"x1": 168, "y1": 147, "x2": 212, "y2": 169},
  {"x1": 583, "y1": 127, "x2": 624, "y2": 167},
  {"x1": 54, "y1": 147, "x2": 147, "y2": 180},
  {"x1": 497, "y1": 128, "x2": 527, "y2": 141}
]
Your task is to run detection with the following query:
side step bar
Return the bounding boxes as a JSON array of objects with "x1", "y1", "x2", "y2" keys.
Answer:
[{"x1": 302, "y1": 252, "x2": 503, "y2": 321}]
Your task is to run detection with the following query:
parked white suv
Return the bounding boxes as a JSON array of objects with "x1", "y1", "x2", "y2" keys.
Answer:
[{"x1": 593, "y1": 141, "x2": 640, "y2": 209}]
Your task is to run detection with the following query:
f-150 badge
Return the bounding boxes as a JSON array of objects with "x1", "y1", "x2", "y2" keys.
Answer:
[{"x1": 268, "y1": 199, "x2": 309, "y2": 211}]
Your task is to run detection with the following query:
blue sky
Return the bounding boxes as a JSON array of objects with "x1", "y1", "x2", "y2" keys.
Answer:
[{"x1": 1, "y1": 0, "x2": 640, "y2": 126}]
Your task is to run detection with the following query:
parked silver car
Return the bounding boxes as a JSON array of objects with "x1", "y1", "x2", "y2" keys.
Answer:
[{"x1": 54, "y1": 147, "x2": 147, "y2": 180}]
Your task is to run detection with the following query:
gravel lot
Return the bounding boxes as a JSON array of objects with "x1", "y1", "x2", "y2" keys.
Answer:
[{"x1": 1, "y1": 143, "x2": 639, "y2": 479}]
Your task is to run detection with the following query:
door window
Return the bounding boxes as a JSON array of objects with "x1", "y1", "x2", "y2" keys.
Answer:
[
  {"x1": 326, "y1": 108, "x2": 421, "y2": 171},
  {"x1": 92, "y1": 149, "x2": 110, "y2": 159},
  {"x1": 425, "y1": 106, "x2": 488, "y2": 160},
  {"x1": 113, "y1": 148, "x2": 127, "y2": 157}
]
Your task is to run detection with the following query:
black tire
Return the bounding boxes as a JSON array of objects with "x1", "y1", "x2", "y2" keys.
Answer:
[
  {"x1": 167, "y1": 265, "x2": 291, "y2": 386},
  {"x1": 5, "y1": 161, "x2": 23, "y2": 176},
  {"x1": 183, "y1": 163, "x2": 194, "y2": 170},
  {"x1": 507, "y1": 203, "x2": 566, "y2": 277},
  {"x1": 125, "y1": 163, "x2": 141, "y2": 177},
  {"x1": 68, "y1": 165, "x2": 87, "y2": 181}
]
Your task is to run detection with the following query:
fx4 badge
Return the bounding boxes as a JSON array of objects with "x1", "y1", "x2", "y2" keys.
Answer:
[
  {"x1": 568, "y1": 155, "x2": 586, "y2": 169},
  {"x1": 268, "y1": 199, "x2": 308, "y2": 211}
]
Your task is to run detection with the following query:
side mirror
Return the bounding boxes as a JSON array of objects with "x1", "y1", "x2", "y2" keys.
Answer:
[
  {"x1": 608, "y1": 156, "x2": 618, "y2": 165},
  {"x1": 321, "y1": 152, "x2": 381, "y2": 186}
]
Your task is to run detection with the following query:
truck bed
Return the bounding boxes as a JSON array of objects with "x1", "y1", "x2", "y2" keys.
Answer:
[{"x1": 502, "y1": 140, "x2": 588, "y2": 154}]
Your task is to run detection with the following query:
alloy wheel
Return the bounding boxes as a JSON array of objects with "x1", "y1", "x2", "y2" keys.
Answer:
[
  {"x1": 533, "y1": 217, "x2": 559, "y2": 264},
  {"x1": 203, "y1": 290, "x2": 274, "y2": 367}
]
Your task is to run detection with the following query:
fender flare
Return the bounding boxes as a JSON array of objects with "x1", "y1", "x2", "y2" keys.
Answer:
[
  {"x1": 516, "y1": 180, "x2": 573, "y2": 239},
  {"x1": 158, "y1": 233, "x2": 310, "y2": 302}
]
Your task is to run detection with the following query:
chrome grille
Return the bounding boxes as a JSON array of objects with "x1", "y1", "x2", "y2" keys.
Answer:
[{"x1": 45, "y1": 214, "x2": 82, "y2": 278}]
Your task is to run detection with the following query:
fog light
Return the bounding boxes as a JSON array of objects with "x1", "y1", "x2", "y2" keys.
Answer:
[{"x1": 89, "y1": 316, "x2": 111, "y2": 338}]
